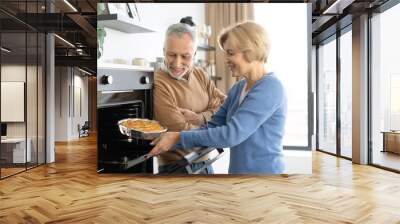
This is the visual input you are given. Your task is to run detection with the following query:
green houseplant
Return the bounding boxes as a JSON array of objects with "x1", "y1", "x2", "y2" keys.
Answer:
[{"x1": 97, "y1": 4, "x2": 107, "y2": 59}]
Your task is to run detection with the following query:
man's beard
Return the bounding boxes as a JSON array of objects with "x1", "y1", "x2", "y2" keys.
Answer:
[{"x1": 161, "y1": 61, "x2": 191, "y2": 80}]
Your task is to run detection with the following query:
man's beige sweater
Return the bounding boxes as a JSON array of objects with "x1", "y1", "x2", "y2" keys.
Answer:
[{"x1": 153, "y1": 67, "x2": 226, "y2": 165}]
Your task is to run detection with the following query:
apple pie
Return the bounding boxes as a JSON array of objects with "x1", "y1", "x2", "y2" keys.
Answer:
[{"x1": 120, "y1": 119, "x2": 165, "y2": 133}]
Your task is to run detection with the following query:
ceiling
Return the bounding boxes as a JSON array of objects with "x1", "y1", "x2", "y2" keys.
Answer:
[
  {"x1": 310, "y1": 0, "x2": 390, "y2": 43},
  {"x1": 0, "y1": 0, "x2": 97, "y2": 75},
  {"x1": 0, "y1": 0, "x2": 394, "y2": 75}
]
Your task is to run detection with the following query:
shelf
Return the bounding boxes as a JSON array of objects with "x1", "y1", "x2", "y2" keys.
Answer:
[
  {"x1": 98, "y1": 62, "x2": 154, "y2": 72},
  {"x1": 197, "y1": 44, "x2": 216, "y2": 51},
  {"x1": 97, "y1": 14, "x2": 155, "y2": 33}
]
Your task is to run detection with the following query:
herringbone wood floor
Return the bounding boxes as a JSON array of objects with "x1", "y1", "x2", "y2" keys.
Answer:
[{"x1": 1, "y1": 134, "x2": 400, "y2": 223}]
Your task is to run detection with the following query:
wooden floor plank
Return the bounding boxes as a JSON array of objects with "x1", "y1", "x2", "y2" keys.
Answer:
[{"x1": 0, "y1": 134, "x2": 400, "y2": 223}]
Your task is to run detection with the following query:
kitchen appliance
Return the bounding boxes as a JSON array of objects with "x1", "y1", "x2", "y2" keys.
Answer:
[
  {"x1": 1, "y1": 123, "x2": 7, "y2": 139},
  {"x1": 97, "y1": 64, "x2": 225, "y2": 174},
  {"x1": 97, "y1": 65, "x2": 155, "y2": 173}
]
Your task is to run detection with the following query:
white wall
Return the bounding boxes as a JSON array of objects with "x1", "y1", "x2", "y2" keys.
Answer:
[
  {"x1": 72, "y1": 74, "x2": 89, "y2": 138},
  {"x1": 101, "y1": 3, "x2": 205, "y2": 65},
  {"x1": 55, "y1": 67, "x2": 89, "y2": 141},
  {"x1": 1, "y1": 65, "x2": 28, "y2": 138},
  {"x1": 254, "y1": 4, "x2": 309, "y2": 147},
  {"x1": 55, "y1": 67, "x2": 69, "y2": 141}
]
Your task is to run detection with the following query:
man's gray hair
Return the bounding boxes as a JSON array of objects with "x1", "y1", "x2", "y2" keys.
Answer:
[{"x1": 164, "y1": 23, "x2": 197, "y2": 50}]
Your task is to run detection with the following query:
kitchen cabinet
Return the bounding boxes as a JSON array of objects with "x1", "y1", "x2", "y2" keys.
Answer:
[
  {"x1": 97, "y1": 13, "x2": 155, "y2": 70},
  {"x1": 98, "y1": 14, "x2": 155, "y2": 33}
]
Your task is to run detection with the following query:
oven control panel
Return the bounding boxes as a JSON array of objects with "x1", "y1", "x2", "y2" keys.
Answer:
[
  {"x1": 97, "y1": 68, "x2": 153, "y2": 92},
  {"x1": 140, "y1": 76, "x2": 150, "y2": 85},
  {"x1": 101, "y1": 75, "x2": 114, "y2": 85}
]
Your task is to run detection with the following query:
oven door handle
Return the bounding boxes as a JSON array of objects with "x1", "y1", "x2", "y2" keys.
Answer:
[
  {"x1": 186, "y1": 148, "x2": 225, "y2": 174},
  {"x1": 183, "y1": 147, "x2": 216, "y2": 163},
  {"x1": 123, "y1": 154, "x2": 152, "y2": 170},
  {"x1": 161, "y1": 147, "x2": 225, "y2": 174}
]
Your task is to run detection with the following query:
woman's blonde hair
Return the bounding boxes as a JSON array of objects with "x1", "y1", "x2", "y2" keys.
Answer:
[{"x1": 218, "y1": 21, "x2": 270, "y2": 63}]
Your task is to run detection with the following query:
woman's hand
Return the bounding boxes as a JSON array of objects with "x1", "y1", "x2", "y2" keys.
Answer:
[
  {"x1": 178, "y1": 108, "x2": 203, "y2": 126},
  {"x1": 148, "y1": 132, "x2": 180, "y2": 156}
]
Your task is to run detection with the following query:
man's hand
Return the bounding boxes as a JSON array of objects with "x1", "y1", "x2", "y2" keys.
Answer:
[
  {"x1": 149, "y1": 132, "x2": 180, "y2": 156},
  {"x1": 178, "y1": 108, "x2": 203, "y2": 126}
]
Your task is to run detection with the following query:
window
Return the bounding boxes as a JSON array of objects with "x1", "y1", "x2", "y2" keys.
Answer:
[
  {"x1": 317, "y1": 36, "x2": 337, "y2": 154},
  {"x1": 371, "y1": 2, "x2": 400, "y2": 171},
  {"x1": 0, "y1": 1, "x2": 47, "y2": 179},
  {"x1": 340, "y1": 29, "x2": 352, "y2": 158},
  {"x1": 254, "y1": 3, "x2": 309, "y2": 147}
]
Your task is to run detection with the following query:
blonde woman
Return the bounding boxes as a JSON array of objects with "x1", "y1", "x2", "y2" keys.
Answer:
[{"x1": 150, "y1": 21, "x2": 287, "y2": 174}]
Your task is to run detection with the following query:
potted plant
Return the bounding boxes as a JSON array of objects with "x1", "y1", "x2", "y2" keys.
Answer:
[{"x1": 97, "y1": 4, "x2": 107, "y2": 59}]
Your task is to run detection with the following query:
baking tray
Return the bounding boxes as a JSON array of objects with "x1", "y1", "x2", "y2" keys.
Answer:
[{"x1": 118, "y1": 118, "x2": 167, "y2": 140}]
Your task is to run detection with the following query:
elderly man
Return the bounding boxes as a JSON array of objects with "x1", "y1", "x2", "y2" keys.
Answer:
[{"x1": 153, "y1": 21, "x2": 226, "y2": 174}]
